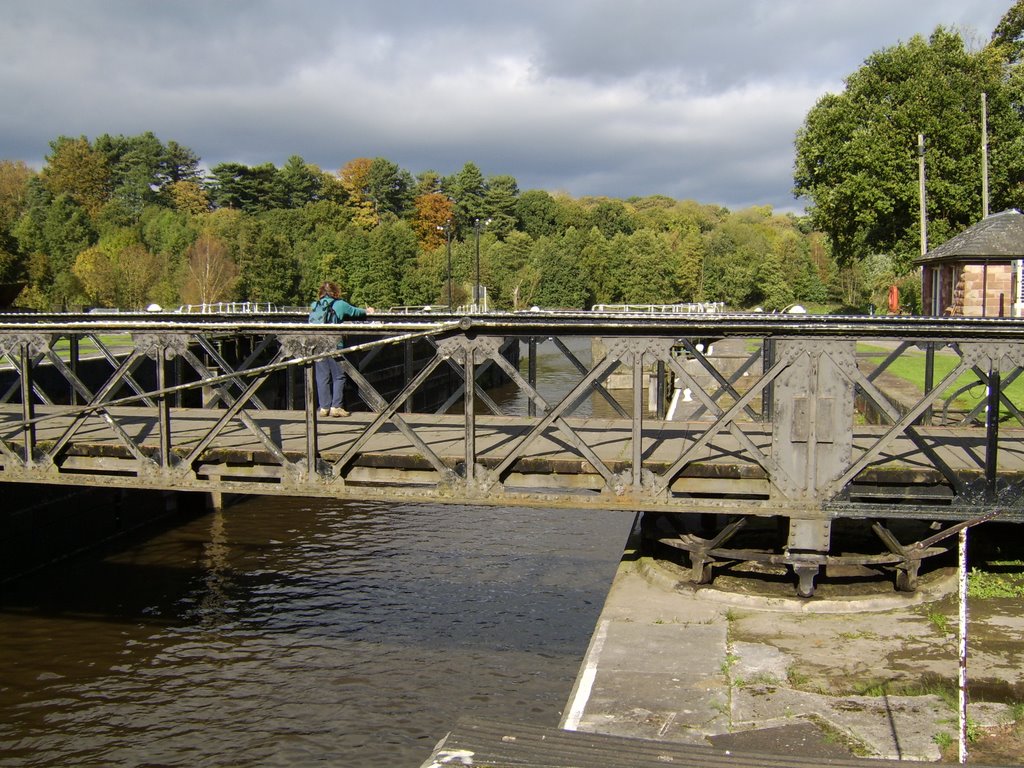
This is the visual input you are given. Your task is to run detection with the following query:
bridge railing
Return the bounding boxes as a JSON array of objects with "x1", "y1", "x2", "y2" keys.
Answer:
[{"x1": 0, "y1": 311, "x2": 1023, "y2": 593}]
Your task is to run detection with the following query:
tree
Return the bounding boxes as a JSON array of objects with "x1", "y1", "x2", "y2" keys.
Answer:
[
  {"x1": 0, "y1": 161, "x2": 34, "y2": 284},
  {"x1": 367, "y1": 157, "x2": 412, "y2": 218},
  {"x1": 277, "y1": 155, "x2": 324, "y2": 208},
  {"x1": 992, "y1": 0, "x2": 1024, "y2": 63},
  {"x1": 530, "y1": 235, "x2": 586, "y2": 309},
  {"x1": 411, "y1": 192, "x2": 454, "y2": 251},
  {"x1": 94, "y1": 131, "x2": 166, "y2": 222},
  {"x1": 72, "y1": 229, "x2": 161, "y2": 309},
  {"x1": 618, "y1": 230, "x2": 675, "y2": 303},
  {"x1": 339, "y1": 157, "x2": 378, "y2": 228},
  {"x1": 516, "y1": 189, "x2": 559, "y2": 239},
  {"x1": 487, "y1": 230, "x2": 534, "y2": 309},
  {"x1": 444, "y1": 162, "x2": 486, "y2": 233},
  {"x1": 671, "y1": 225, "x2": 705, "y2": 302},
  {"x1": 235, "y1": 219, "x2": 298, "y2": 304},
  {"x1": 41, "y1": 136, "x2": 110, "y2": 219},
  {"x1": 120, "y1": 242, "x2": 164, "y2": 309},
  {"x1": 483, "y1": 174, "x2": 519, "y2": 239},
  {"x1": 159, "y1": 139, "x2": 203, "y2": 187},
  {"x1": 0, "y1": 161, "x2": 34, "y2": 232},
  {"x1": 168, "y1": 179, "x2": 210, "y2": 215},
  {"x1": 794, "y1": 27, "x2": 1024, "y2": 271},
  {"x1": 182, "y1": 232, "x2": 238, "y2": 305},
  {"x1": 755, "y1": 250, "x2": 795, "y2": 311},
  {"x1": 588, "y1": 198, "x2": 636, "y2": 238},
  {"x1": 579, "y1": 227, "x2": 618, "y2": 305},
  {"x1": 208, "y1": 162, "x2": 284, "y2": 213}
]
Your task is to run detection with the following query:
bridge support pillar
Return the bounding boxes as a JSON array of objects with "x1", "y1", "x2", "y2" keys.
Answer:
[{"x1": 786, "y1": 518, "x2": 831, "y2": 598}]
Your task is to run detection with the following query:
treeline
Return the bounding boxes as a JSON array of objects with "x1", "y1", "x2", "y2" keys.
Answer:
[{"x1": 0, "y1": 132, "x2": 876, "y2": 313}]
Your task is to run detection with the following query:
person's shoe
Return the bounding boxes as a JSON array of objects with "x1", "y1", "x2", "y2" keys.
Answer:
[
  {"x1": 329, "y1": 407, "x2": 349, "y2": 417},
  {"x1": 317, "y1": 407, "x2": 329, "y2": 417}
]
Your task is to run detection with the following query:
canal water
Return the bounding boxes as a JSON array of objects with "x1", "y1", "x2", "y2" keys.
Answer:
[{"x1": 0, "y1": 336, "x2": 635, "y2": 766}]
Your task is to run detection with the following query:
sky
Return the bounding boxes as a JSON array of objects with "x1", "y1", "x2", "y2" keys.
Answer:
[{"x1": 0, "y1": 1, "x2": 1013, "y2": 214}]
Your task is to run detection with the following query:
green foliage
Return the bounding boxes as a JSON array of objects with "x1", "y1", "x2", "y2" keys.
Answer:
[
  {"x1": 483, "y1": 174, "x2": 519, "y2": 239},
  {"x1": 360, "y1": 218, "x2": 419, "y2": 308},
  {"x1": 968, "y1": 562, "x2": 1024, "y2": 598},
  {"x1": 234, "y1": 218, "x2": 298, "y2": 304},
  {"x1": 530, "y1": 235, "x2": 587, "y2": 309},
  {"x1": 444, "y1": 162, "x2": 486, "y2": 233},
  {"x1": 366, "y1": 157, "x2": 413, "y2": 218},
  {"x1": 515, "y1": 189, "x2": 559, "y2": 239},
  {"x1": 208, "y1": 162, "x2": 285, "y2": 214},
  {"x1": 795, "y1": 26, "x2": 1024, "y2": 270}
]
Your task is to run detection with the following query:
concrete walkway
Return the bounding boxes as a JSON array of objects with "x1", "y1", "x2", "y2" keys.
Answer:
[{"x1": 560, "y1": 529, "x2": 1022, "y2": 761}]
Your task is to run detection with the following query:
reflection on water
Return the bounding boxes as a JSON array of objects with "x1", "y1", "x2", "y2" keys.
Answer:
[
  {"x1": 0, "y1": 336, "x2": 633, "y2": 766},
  {"x1": 493, "y1": 335, "x2": 599, "y2": 418}
]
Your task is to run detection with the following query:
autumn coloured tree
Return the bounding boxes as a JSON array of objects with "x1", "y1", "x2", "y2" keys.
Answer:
[
  {"x1": 42, "y1": 137, "x2": 110, "y2": 220},
  {"x1": 339, "y1": 157, "x2": 378, "y2": 228},
  {"x1": 411, "y1": 192, "x2": 455, "y2": 251}
]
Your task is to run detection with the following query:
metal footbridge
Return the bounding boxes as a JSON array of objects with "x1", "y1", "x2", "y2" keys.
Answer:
[{"x1": 1, "y1": 310, "x2": 1022, "y2": 595}]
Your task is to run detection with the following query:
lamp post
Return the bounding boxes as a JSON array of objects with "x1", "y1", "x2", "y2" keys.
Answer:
[
  {"x1": 473, "y1": 218, "x2": 491, "y2": 312},
  {"x1": 437, "y1": 219, "x2": 453, "y2": 310}
]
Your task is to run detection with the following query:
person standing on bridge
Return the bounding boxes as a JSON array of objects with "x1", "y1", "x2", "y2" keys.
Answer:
[{"x1": 310, "y1": 281, "x2": 374, "y2": 417}]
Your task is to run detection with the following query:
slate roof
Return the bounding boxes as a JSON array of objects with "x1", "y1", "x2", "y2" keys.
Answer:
[{"x1": 915, "y1": 209, "x2": 1024, "y2": 264}]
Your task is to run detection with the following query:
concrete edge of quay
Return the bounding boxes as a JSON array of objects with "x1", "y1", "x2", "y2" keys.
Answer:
[{"x1": 554, "y1": 516, "x2": 1014, "y2": 764}]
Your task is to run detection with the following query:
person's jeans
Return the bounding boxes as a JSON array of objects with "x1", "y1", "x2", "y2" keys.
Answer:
[{"x1": 315, "y1": 357, "x2": 347, "y2": 409}]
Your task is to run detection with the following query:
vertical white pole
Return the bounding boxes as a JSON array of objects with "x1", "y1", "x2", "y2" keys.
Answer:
[
  {"x1": 919, "y1": 133, "x2": 927, "y2": 257},
  {"x1": 958, "y1": 526, "x2": 969, "y2": 764},
  {"x1": 982, "y1": 93, "x2": 990, "y2": 219}
]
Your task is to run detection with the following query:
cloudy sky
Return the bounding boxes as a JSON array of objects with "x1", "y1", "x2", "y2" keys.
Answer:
[{"x1": 0, "y1": 1, "x2": 1011, "y2": 213}]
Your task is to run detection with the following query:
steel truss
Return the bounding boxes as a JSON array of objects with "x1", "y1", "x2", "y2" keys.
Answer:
[{"x1": 0, "y1": 311, "x2": 1022, "y2": 594}]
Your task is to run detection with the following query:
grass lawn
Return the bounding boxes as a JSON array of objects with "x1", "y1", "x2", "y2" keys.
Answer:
[
  {"x1": 50, "y1": 334, "x2": 133, "y2": 358},
  {"x1": 858, "y1": 343, "x2": 1024, "y2": 417}
]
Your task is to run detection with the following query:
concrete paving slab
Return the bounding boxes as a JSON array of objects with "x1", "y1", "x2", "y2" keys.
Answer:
[{"x1": 563, "y1": 545, "x2": 1018, "y2": 763}]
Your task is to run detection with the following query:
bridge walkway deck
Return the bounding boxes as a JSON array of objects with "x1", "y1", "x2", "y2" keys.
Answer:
[{"x1": 2, "y1": 404, "x2": 1023, "y2": 519}]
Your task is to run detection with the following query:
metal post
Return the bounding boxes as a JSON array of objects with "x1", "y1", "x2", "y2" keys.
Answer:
[
  {"x1": 656, "y1": 360, "x2": 666, "y2": 420},
  {"x1": 985, "y1": 368, "x2": 1000, "y2": 499},
  {"x1": 474, "y1": 218, "x2": 481, "y2": 311},
  {"x1": 632, "y1": 347, "x2": 643, "y2": 491},
  {"x1": 404, "y1": 338, "x2": 414, "y2": 414},
  {"x1": 528, "y1": 336, "x2": 538, "y2": 418},
  {"x1": 761, "y1": 338, "x2": 775, "y2": 422},
  {"x1": 69, "y1": 335, "x2": 79, "y2": 406},
  {"x1": 304, "y1": 361, "x2": 318, "y2": 479},
  {"x1": 438, "y1": 219, "x2": 452, "y2": 310},
  {"x1": 174, "y1": 355, "x2": 183, "y2": 407},
  {"x1": 473, "y1": 218, "x2": 490, "y2": 312},
  {"x1": 923, "y1": 343, "x2": 935, "y2": 425},
  {"x1": 464, "y1": 345, "x2": 476, "y2": 482},
  {"x1": 958, "y1": 525, "x2": 969, "y2": 765},
  {"x1": 446, "y1": 224, "x2": 453, "y2": 310},
  {"x1": 156, "y1": 345, "x2": 171, "y2": 468},
  {"x1": 19, "y1": 342, "x2": 34, "y2": 465}
]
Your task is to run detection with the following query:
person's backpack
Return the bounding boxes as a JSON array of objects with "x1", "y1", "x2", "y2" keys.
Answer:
[{"x1": 308, "y1": 296, "x2": 340, "y2": 324}]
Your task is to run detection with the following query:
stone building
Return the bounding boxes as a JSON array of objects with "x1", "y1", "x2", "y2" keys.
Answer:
[{"x1": 915, "y1": 209, "x2": 1024, "y2": 317}]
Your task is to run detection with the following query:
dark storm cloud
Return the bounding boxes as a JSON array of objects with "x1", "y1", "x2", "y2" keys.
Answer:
[{"x1": 0, "y1": 0, "x2": 1010, "y2": 212}]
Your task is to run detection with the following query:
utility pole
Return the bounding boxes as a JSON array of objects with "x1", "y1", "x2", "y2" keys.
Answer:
[
  {"x1": 918, "y1": 133, "x2": 927, "y2": 257},
  {"x1": 982, "y1": 92, "x2": 990, "y2": 219}
]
